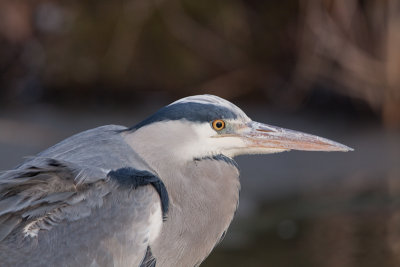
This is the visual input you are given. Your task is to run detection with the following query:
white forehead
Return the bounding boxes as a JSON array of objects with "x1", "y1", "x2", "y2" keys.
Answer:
[{"x1": 170, "y1": 94, "x2": 251, "y2": 121}]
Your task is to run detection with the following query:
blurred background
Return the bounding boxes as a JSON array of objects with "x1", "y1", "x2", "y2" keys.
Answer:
[{"x1": 0, "y1": 0, "x2": 399, "y2": 266}]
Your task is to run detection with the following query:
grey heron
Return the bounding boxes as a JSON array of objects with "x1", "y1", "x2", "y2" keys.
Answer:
[{"x1": 0, "y1": 95, "x2": 352, "y2": 266}]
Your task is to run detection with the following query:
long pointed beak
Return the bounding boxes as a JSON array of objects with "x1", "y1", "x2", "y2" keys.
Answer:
[{"x1": 242, "y1": 121, "x2": 353, "y2": 152}]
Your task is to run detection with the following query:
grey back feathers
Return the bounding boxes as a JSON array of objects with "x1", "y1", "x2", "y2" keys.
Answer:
[{"x1": 0, "y1": 158, "x2": 109, "y2": 242}]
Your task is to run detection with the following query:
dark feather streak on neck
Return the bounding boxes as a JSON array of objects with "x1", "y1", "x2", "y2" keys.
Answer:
[{"x1": 194, "y1": 154, "x2": 239, "y2": 170}]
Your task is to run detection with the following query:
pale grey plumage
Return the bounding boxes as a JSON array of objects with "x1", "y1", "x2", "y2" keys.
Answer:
[
  {"x1": 150, "y1": 157, "x2": 239, "y2": 266},
  {"x1": 0, "y1": 125, "x2": 162, "y2": 266},
  {"x1": 0, "y1": 95, "x2": 352, "y2": 267}
]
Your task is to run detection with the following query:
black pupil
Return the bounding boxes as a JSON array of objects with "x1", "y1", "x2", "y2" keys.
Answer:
[{"x1": 216, "y1": 121, "x2": 223, "y2": 129}]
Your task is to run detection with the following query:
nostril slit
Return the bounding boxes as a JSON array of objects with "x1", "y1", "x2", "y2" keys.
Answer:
[{"x1": 256, "y1": 129, "x2": 273, "y2": 133}]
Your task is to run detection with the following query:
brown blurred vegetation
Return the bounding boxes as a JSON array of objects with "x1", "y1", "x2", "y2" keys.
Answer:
[{"x1": 0, "y1": 0, "x2": 399, "y2": 128}]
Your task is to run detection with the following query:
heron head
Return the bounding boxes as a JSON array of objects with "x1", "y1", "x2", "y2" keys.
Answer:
[{"x1": 125, "y1": 95, "x2": 352, "y2": 164}]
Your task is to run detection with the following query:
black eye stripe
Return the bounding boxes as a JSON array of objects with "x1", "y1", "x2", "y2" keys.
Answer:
[{"x1": 130, "y1": 102, "x2": 239, "y2": 130}]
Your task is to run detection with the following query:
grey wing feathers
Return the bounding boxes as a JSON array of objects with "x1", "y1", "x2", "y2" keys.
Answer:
[
  {"x1": 0, "y1": 158, "x2": 109, "y2": 241},
  {"x1": 0, "y1": 125, "x2": 165, "y2": 266},
  {"x1": 0, "y1": 124, "x2": 150, "y2": 241},
  {"x1": 0, "y1": 158, "x2": 163, "y2": 267}
]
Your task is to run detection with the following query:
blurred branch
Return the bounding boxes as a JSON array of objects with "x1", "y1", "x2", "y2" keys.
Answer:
[
  {"x1": 384, "y1": 0, "x2": 400, "y2": 127},
  {"x1": 0, "y1": 1, "x2": 32, "y2": 43},
  {"x1": 159, "y1": 0, "x2": 248, "y2": 69},
  {"x1": 102, "y1": 0, "x2": 156, "y2": 78},
  {"x1": 295, "y1": 0, "x2": 400, "y2": 128}
]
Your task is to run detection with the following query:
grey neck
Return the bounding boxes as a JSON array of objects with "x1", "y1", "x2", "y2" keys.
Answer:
[
  {"x1": 123, "y1": 127, "x2": 241, "y2": 266},
  {"x1": 150, "y1": 156, "x2": 240, "y2": 266}
]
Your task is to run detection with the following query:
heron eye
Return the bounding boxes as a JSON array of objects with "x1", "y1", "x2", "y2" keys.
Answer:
[{"x1": 212, "y1": 120, "x2": 225, "y2": 131}]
